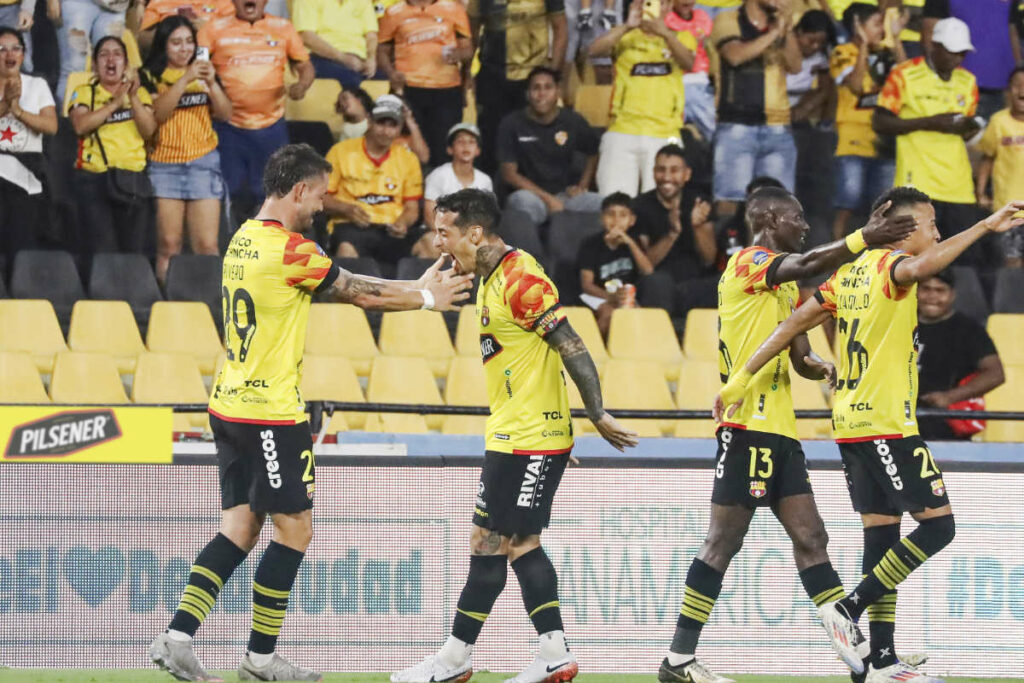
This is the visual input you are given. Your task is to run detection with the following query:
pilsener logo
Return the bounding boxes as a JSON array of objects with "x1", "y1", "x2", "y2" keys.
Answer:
[{"x1": 5, "y1": 410, "x2": 122, "y2": 458}]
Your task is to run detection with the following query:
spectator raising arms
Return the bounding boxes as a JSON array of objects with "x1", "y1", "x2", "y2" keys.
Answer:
[
  {"x1": 68, "y1": 36, "x2": 157, "y2": 256},
  {"x1": 53, "y1": 0, "x2": 130, "y2": 103},
  {"x1": 293, "y1": 0, "x2": 378, "y2": 88},
  {"x1": 0, "y1": 25, "x2": 57, "y2": 264},
  {"x1": 142, "y1": 16, "x2": 232, "y2": 284},
  {"x1": 976, "y1": 67, "x2": 1024, "y2": 268},
  {"x1": 198, "y1": 0, "x2": 313, "y2": 225},
  {"x1": 137, "y1": 0, "x2": 234, "y2": 52}
]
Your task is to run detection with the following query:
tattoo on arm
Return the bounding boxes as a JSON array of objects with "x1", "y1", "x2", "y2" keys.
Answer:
[
  {"x1": 329, "y1": 271, "x2": 383, "y2": 304},
  {"x1": 547, "y1": 322, "x2": 603, "y2": 422}
]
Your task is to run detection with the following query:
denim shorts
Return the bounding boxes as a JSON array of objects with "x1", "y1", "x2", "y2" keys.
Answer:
[
  {"x1": 712, "y1": 122, "x2": 796, "y2": 202},
  {"x1": 148, "y1": 149, "x2": 225, "y2": 201},
  {"x1": 833, "y1": 155, "x2": 895, "y2": 211}
]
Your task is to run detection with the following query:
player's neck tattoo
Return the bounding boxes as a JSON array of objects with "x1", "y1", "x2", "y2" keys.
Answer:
[{"x1": 476, "y1": 244, "x2": 509, "y2": 278}]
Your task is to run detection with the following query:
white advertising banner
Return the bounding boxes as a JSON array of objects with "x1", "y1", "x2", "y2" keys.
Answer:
[{"x1": 0, "y1": 464, "x2": 1022, "y2": 677}]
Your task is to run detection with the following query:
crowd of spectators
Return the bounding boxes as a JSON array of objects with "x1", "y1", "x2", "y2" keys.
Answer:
[{"x1": 1, "y1": 0, "x2": 1023, "y2": 335}]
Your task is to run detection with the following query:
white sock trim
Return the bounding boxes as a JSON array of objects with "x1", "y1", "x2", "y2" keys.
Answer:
[
  {"x1": 248, "y1": 651, "x2": 274, "y2": 667},
  {"x1": 667, "y1": 652, "x2": 695, "y2": 667},
  {"x1": 438, "y1": 635, "x2": 472, "y2": 668},
  {"x1": 538, "y1": 630, "x2": 568, "y2": 660}
]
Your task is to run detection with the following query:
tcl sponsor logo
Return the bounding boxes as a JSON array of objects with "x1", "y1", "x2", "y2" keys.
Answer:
[
  {"x1": 260, "y1": 429, "x2": 283, "y2": 489},
  {"x1": 5, "y1": 410, "x2": 122, "y2": 458},
  {"x1": 874, "y1": 439, "x2": 903, "y2": 491}
]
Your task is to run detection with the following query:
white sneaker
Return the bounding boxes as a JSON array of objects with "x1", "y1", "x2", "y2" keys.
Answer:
[
  {"x1": 390, "y1": 654, "x2": 473, "y2": 683},
  {"x1": 819, "y1": 601, "x2": 864, "y2": 674},
  {"x1": 503, "y1": 653, "x2": 578, "y2": 683},
  {"x1": 658, "y1": 656, "x2": 735, "y2": 683},
  {"x1": 855, "y1": 640, "x2": 929, "y2": 667},
  {"x1": 865, "y1": 661, "x2": 944, "y2": 683}
]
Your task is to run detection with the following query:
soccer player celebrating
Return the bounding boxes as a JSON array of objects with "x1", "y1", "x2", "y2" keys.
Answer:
[
  {"x1": 659, "y1": 187, "x2": 916, "y2": 683},
  {"x1": 391, "y1": 188, "x2": 639, "y2": 683},
  {"x1": 716, "y1": 188, "x2": 1024, "y2": 683},
  {"x1": 149, "y1": 143, "x2": 473, "y2": 683}
]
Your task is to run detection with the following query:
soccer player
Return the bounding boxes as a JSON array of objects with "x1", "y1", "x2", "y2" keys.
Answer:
[
  {"x1": 391, "y1": 188, "x2": 639, "y2": 683},
  {"x1": 659, "y1": 187, "x2": 916, "y2": 683},
  {"x1": 716, "y1": 187, "x2": 1024, "y2": 683},
  {"x1": 149, "y1": 143, "x2": 473, "y2": 683}
]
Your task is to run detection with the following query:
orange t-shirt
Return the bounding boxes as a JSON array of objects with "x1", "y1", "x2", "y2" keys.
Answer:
[
  {"x1": 378, "y1": 0, "x2": 471, "y2": 90},
  {"x1": 140, "y1": 0, "x2": 235, "y2": 31},
  {"x1": 197, "y1": 14, "x2": 310, "y2": 130}
]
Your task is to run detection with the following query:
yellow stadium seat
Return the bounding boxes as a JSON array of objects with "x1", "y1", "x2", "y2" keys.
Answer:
[
  {"x1": 62, "y1": 71, "x2": 93, "y2": 114},
  {"x1": 987, "y1": 314, "x2": 1024, "y2": 366},
  {"x1": 378, "y1": 310, "x2": 455, "y2": 377},
  {"x1": 305, "y1": 303, "x2": 380, "y2": 375},
  {"x1": 146, "y1": 302, "x2": 223, "y2": 375},
  {"x1": 285, "y1": 78, "x2": 343, "y2": 134},
  {"x1": 361, "y1": 79, "x2": 390, "y2": 100},
  {"x1": 300, "y1": 355, "x2": 367, "y2": 430},
  {"x1": 563, "y1": 306, "x2": 609, "y2": 370},
  {"x1": 0, "y1": 352, "x2": 49, "y2": 403},
  {"x1": 682, "y1": 308, "x2": 718, "y2": 360},
  {"x1": 0, "y1": 300, "x2": 68, "y2": 373},
  {"x1": 982, "y1": 364, "x2": 1024, "y2": 442},
  {"x1": 674, "y1": 359, "x2": 719, "y2": 438},
  {"x1": 50, "y1": 352, "x2": 128, "y2": 404},
  {"x1": 806, "y1": 325, "x2": 836, "y2": 365},
  {"x1": 790, "y1": 368, "x2": 831, "y2": 440},
  {"x1": 442, "y1": 356, "x2": 488, "y2": 434},
  {"x1": 574, "y1": 84, "x2": 612, "y2": 127},
  {"x1": 454, "y1": 305, "x2": 479, "y2": 356},
  {"x1": 132, "y1": 352, "x2": 209, "y2": 428},
  {"x1": 607, "y1": 308, "x2": 683, "y2": 380},
  {"x1": 603, "y1": 359, "x2": 674, "y2": 436},
  {"x1": 68, "y1": 301, "x2": 146, "y2": 374},
  {"x1": 364, "y1": 356, "x2": 442, "y2": 432}
]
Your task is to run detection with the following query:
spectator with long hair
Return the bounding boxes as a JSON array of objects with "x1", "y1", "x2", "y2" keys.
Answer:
[
  {"x1": 141, "y1": 15, "x2": 232, "y2": 283},
  {"x1": 52, "y1": 0, "x2": 129, "y2": 102}
]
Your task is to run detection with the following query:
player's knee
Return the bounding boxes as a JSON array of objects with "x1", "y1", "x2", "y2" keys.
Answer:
[
  {"x1": 507, "y1": 534, "x2": 541, "y2": 562},
  {"x1": 794, "y1": 523, "x2": 830, "y2": 556},
  {"x1": 919, "y1": 514, "x2": 955, "y2": 551},
  {"x1": 700, "y1": 528, "x2": 744, "y2": 566},
  {"x1": 470, "y1": 527, "x2": 507, "y2": 556}
]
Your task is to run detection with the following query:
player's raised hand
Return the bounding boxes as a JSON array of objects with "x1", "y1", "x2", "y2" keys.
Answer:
[
  {"x1": 861, "y1": 200, "x2": 917, "y2": 246},
  {"x1": 593, "y1": 412, "x2": 638, "y2": 452},
  {"x1": 981, "y1": 200, "x2": 1024, "y2": 233},
  {"x1": 425, "y1": 266, "x2": 474, "y2": 310},
  {"x1": 803, "y1": 355, "x2": 836, "y2": 389},
  {"x1": 415, "y1": 255, "x2": 449, "y2": 288}
]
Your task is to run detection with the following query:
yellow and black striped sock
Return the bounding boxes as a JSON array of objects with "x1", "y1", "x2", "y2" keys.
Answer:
[
  {"x1": 248, "y1": 541, "x2": 305, "y2": 655},
  {"x1": 799, "y1": 562, "x2": 845, "y2": 607},
  {"x1": 168, "y1": 533, "x2": 248, "y2": 637},
  {"x1": 670, "y1": 559, "x2": 724, "y2": 657},
  {"x1": 451, "y1": 555, "x2": 507, "y2": 645},
  {"x1": 868, "y1": 591, "x2": 897, "y2": 668},
  {"x1": 511, "y1": 547, "x2": 564, "y2": 635}
]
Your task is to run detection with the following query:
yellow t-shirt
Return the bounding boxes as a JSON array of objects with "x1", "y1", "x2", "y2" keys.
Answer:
[
  {"x1": 718, "y1": 246, "x2": 801, "y2": 441},
  {"x1": 877, "y1": 57, "x2": 977, "y2": 204},
  {"x1": 977, "y1": 109, "x2": 1024, "y2": 211},
  {"x1": 68, "y1": 82, "x2": 152, "y2": 173},
  {"x1": 831, "y1": 42, "x2": 895, "y2": 158},
  {"x1": 478, "y1": 249, "x2": 573, "y2": 456},
  {"x1": 210, "y1": 219, "x2": 338, "y2": 425},
  {"x1": 608, "y1": 28, "x2": 695, "y2": 139},
  {"x1": 815, "y1": 249, "x2": 919, "y2": 442},
  {"x1": 292, "y1": 0, "x2": 378, "y2": 59},
  {"x1": 325, "y1": 137, "x2": 423, "y2": 227}
]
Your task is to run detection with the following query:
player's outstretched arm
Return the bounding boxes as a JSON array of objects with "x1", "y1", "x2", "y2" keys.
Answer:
[
  {"x1": 771, "y1": 200, "x2": 916, "y2": 284},
  {"x1": 545, "y1": 322, "x2": 639, "y2": 452},
  {"x1": 893, "y1": 201, "x2": 1024, "y2": 286},
  {"x1": 714, "y1": 297, "x2": 832, "y2": 422},
  {"x1": 326, "y1": 264, "x2": 473, "y2": 311}
]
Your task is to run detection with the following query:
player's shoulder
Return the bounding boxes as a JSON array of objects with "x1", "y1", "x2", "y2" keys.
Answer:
[
  {"x1": 897, "y1": 56, "x2": 933, "y2": 81},
  {"x1": 952, "y1": 65, "x2": 976, "y2": 86},
  {"x1": 392, "y1": 140, "x2": 421, "y2": 164},
  {"x1": 498, "y1": 249, "x2": 553, "y2": 286},
  {"x1": 326, "y1": 136, "x2": 364, "y2": 161}
]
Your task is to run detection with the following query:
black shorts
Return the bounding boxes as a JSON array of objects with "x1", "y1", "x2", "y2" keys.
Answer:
[
  {"x1": 711, "y1": 427, "x2": 813, "y2": 507},
  {"x1": 472, "y1": 451, "x2": 570, "y2": 536},
  {"x1": 839, "y1": 435, "x2": 950, "y2": 516},
  {"x1": 211, "y1": 414, "x2": 315, "y2": 514}
]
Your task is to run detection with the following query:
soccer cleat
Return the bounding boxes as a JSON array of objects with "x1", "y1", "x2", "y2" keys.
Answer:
[
  {"x1": 237, "y1": 653, "x2": 321, "y2": 681},
  {"x1": 576, "y1": 8, "x2": 593, "y2": 30},
  {"x1": 852, "y1": 647, "x2": 930, "y2": 683},
  {"x1": 658, "y1": 657, "x2": 735, "y2": 683},
  {"x1": 149, "y1": 633, "x2": 223, "y2": 682},
  {"x1": 598, "y1": 8, "x2": 618, "y2": 30},
  {"x1": 390, "y1": 654, "x2": 473, "y2": 683},
  {"x1": 865, "y1": 661, "x2": 944, "y2": 683},
  {"x1": 819, "y1": 601, "x2": 865, "y2": 674},
  {"x1": 503, "y1": 653, "x2": 578, "y2": 683}
]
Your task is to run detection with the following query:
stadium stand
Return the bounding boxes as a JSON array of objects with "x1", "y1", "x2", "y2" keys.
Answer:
[
  {"x1": 10, "y1": 250, "x2": 84, "y2": 328},
  {"x1": 573, "y1": 84, "x2": 613, "y2": 128},
  {"x1": 67, "y1": 300, "x2": 146, "y2": 374},
  {"x1": 674, "y1": 358, "x2": 719, "y2": 438},
  {"x1": 0, "y1": 300, "x2": 69, "y2": 373},
  {"x1": 49, "y1": 351, "x2": 128, "y2": 404},
  {"x1": 681, "y1": 308, "x2": 718, "y2": 360},
  {"x1": 364, "y1": 355, "x2": 442, "y2": 433},
  {"x1": 563, "y1": 306, "x2": 608, "y2": 371},
  {"x1": 982, "y1": 363, "x2": 1024, "y2": 442},
  {"x1": 951, "y1": 265, "x2": 991, "y2": 324},
  {"x1": 299, "y1": 355, "x2": 366, "y2": 431},
  {"x1": 0, "y1": 352, "x2": 50, "y2": 403},
  {"x1": 442, "y1": 355, "x2": 489, "y2": 435},
  {"x1": 145, "y1": 302, "x2": 224, "y2": 375},
  {"x1": 305, "y1": 303, "x2": 380, "y2": 376},
  {"x1": 454, "y1": 305, "x2": 478, "y2": 357},
  {"x1": 87, "y1": 253, "x2": 164, "y2": 329},
  {"x1": 284, "y1": 78, "x2": 343, "y2": 136},
  {"x1": 378, "y1": 310, "x2": 455, "y2": 377},
  {"x1": 993, "y1": 267, "x2": 1024, "y2": 313},
  {"x1": 131, "y1": 352, "x2": 210, "y2": 430},
  {"x1": 602, "y1": 358, "x2": 676, "y2": 437},
  {"x1": 395, "y1": 256, "x2": 435, "y2": 282},
  {"x1": 164, "y1": 254, "x2": 223, "y2": 327},
  {"x1": 606, "y1": 307, "x2": 683, "y2": 380},
  {"x1": 987, "y1": 314, "x2": 1024, "y2": 366}
]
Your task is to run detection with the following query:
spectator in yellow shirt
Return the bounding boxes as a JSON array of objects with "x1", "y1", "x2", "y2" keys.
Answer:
[
  {"x1": 977, "y1": 67, "x2": 1024, "y2": 268},
  {"x1": 293, "y1": 0, "x2": 379, "y2": 88}
]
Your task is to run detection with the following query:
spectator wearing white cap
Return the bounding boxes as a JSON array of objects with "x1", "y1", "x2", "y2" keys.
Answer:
[{"x1": 874, "y1": 17, "x2": 983, "y2": 250}]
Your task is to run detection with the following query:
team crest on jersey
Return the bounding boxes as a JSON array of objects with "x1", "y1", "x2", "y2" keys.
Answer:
[
  {"x1": 554, "y1": 131, "x2": 568, "y2": 146},
  {"x1": 385, "y1": 178, "x2": 397, "y2": 191},
  {"x1": 931, "y1": 479, "x2": 945, "y2": 497},
  {"x1": 481, "y1": 305, "x2": 490, "y2": 326},
  {"x1": 752, "y1": 250, "x2": 769, "y2": 265},
  {"x1": 749, "y1": 480, "x2": 767, "y2": 498},
  {"x1": 480, "y1": 333, "x2": 503, "y2": 363},
  {"x1": 266, "y1": 35, "x2": 279, "y2": 46}
]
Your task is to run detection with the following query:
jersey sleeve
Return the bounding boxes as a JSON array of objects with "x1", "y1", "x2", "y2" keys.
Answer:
[
  {"x1": 283, "y1": 233, "x2": 339, "y2": 291},
  {"x1": 877, "y1": 249, "x2": 913, "y2": 300},
  {"x1": 731, "y1": 247, "x2": 787, "y2": 293},
  {"x1": 965, "y1": 77, "x2": 979, "y2": 117},
  {"x1": 284, "y1": 20, "x2": 312, "y2": 61},
  {"x1": 711, "y1": 10, "x2": 741, "y2": 49},
  {"x1": 813, "y1": 271, "x2": 838, "y2": 316},
  {"x1": 504, "y1": 255, "x2": 567, "y2": 337},
  {"x1": 378, "y1": 6, "x2": 397, "y2": 42},
  {"x1": 453, "y1": 4, "x2": 471, "y2": 36},
  {"x1": 877, "y1": 65, "x2": 905, "y2": 114}
]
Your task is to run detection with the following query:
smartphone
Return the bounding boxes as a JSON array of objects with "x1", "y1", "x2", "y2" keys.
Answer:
[
  {"x1": 195, "y1": 46, "x2": 210, "y2": 62},
  {"x1": 642, "y1": 0, "x2": 659, "y2": 19}
]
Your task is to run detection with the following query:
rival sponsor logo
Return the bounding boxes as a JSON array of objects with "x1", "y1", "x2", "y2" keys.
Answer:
[
  {"x1": 517, "y1": 456, "x2": 545, "y2": 507},
  {"x1": 5, "y1": 410, "x2": 122, "y2": 458},
  {"x1": 260, "y1": 429, "x2": 283, "y2": 489}
]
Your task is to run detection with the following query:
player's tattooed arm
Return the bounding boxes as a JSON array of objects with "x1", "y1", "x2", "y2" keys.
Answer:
[
  {"x1": 546, "y1": 322, "x2": 604, "y2": 422},
  {"x1": 326, "y1": 266, "x2": 472, "y2": 311}
]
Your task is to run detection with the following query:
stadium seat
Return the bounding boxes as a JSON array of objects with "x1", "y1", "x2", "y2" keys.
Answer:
[
  {"x1": 982, "y1": 364, "x2": 1024, "y2": 442},
  {"x1": 790, "y1": 369, "x2": 831, "y2": 440},
  {"x1": 396, "y1": 257, "x2": 435, "y2": 282},
  {"x1": 563, "y1": 306, "x2": 608, "y2": 369},
  {"x1": 61, "y1": 71, "x2": 92, "y2": 114},
  {"x1": 0, "y1": 299, "x2": 68, "y2": 373},
  {"x1": 87, "y1": 253, "x2": 163, "y2": 329},
  {"x1": 442, "y1": 356, "x2": 488, "y2": 435},
  {"x1": 334, "y1": 257, "x2": 383, "y2": 279},
  {"x1": 10, "y1": 250, "x2": 84, "y2": 327},
  {"x1": 0, "y1": 352, "x2": 49, "y2": 403},
  {"x1": 674, "y1": 359, "x2": 719, "y2": 438},
  {"x1": 67, "y1": 301, "x2": 146, "y2": 374},
  {"x1": 499, "y1": 208, "x2": 546, "y2": 260},
  {"x1": 131, "y1": 352, "x2": 209, "y2": 428},
  {"x1": 364, "y1": 356, "x2": 442, "y2": 433},
  {"x1": 682, "y1": 308, "x2": 718, "y2": 360},
  {"x1": 361, "y1": 80, "x2": 390, "y2": 100},
  {"x1": 286, "y1": 120, "x2": 334, "y2": 157},
  {"x1": 574, "y1": 84, "x2": 612, "y2": 128},
  {"x1": 165, "y1": 254, "x2": 222, "y2": 327},
  {"x1": 285, "y1": 78, "x2": 343, "y2": 134},
  {"x1": 305, "y1": 303, "x2": 380, "y2": 376},
  {"x1": 987, "y1": 314, "x2": 1024, "y2": 366},
  {"x1": 378, "y1": 310, "x2": 455, "y2": 377},
  {"x1": 146, "y1": 302, "x2": 224, "y2": 375},
  {"x1": 300, "y1": 355, "x2": 367, "y2": 430},
  {"x1": 806, "y1": 325, "x2": 836, "y2": 365},
  {"x1": 454, "y1": 305, "x2": 479, "y2": 356},
  {"x1": 993, "y1": 267, "x2": 1024, "y2": 313},
  {"x1": 0, "y1": 269, "x2": 7, "y2": 298},
  {"x1": 606, "y1": 307, "x2": 683, "y2": 380},
  {"x1": 547, "y1": 212, "x2": 602, "y2": 268},
  {"x1": 49, "y1": 351, "x2": 128, "y2": 404},
  {"x1": 602, "y1": 359, "x2": 675, "y2": 436},
  {"x1": 951, "y1": 266, "x2": 990, "y2": 324}
]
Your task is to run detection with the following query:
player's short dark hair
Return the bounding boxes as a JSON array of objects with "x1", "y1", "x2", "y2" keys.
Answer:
[
  {"x1": 526, "y1": 66, "x2": 560, "y2": 87},
  {"x1": 842, "y1": 2, "x2": 881, "y2": 35},
  {"x1": 1008, "y1": 66, "x2": 1024, "y2": 86},
  {"x1": 262, "y1": 144, "x2": 332, "y2": 198},
  {"x1": 0, "y1": 25, "x2": 26, "y2": 51},
  {"x1": 745, "y1": 175, "x2": 785, "y2": 196},
  {"x1": 871, "y1": 186, "x2": 932, "y2": 216},
  {"x1": 601, "y1": 192, "x2": 633, "y2": 212},
  {"x1": 435, "y1": 188, "x2": 501, "y2": 235},
  {"x1": 655, "y1": 143, "x2": 687, "y2": 164},
  {"x1": 745, "y1": 186, "x2": 798, "y2": 233}
]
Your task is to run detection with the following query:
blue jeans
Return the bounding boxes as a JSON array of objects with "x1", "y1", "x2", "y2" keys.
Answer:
[
  {"x1": 712, "y1": 122, "x2": 796, "y2": 202},
  {"x1": 506, "y1": 189, "x2": 604, "y2": 227},
  {"x1": 833, "y1": 155, "x2": 895, "y2": 211},
  {"x1": 311, "y1": 55, "x2": 364, "y2": 90},
  {"x1": 56, "y1": 0, "x2": 126, "y2": 103},
  {"x1": 215, "y1": 118, "x2": 289, "y2": 211},
  {"x1": 0, "y1": 5, "x2": 32, "y2": 73},
  {"x1": 683, "y1": 75, "x2": 716, "y2": 141}
]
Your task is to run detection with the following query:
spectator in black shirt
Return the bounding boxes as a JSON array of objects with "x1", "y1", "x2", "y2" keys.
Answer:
[
  {"x1": 498, "y1": 66, "x2": 602, "y2": 230},
  {"x1": 917, "y1": 270, "x2": 1005, "y2": 441},
  {"x1": 578, "y1": 192, "x2": 654, "y2": 335}
]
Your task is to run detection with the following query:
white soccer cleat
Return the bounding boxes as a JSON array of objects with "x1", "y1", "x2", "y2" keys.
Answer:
[
  {"x1": 390, "y1": 654, "x2": 473, "y2": 683},
  {"x1": 865, "y1": 661, "x2": 944, "y2": 683},
  {"x1": 819, "y1": 601, "x2": 865, "y2": 674},
  {"x1": 658, "y1": 656, "x2": 736, "y2": 683},
  {"x1": 503, "y1": 653, "x2": 578, "y2": 683},
  {"x1": 149, "y1": 632, "x2": 223, "y2": 682}
]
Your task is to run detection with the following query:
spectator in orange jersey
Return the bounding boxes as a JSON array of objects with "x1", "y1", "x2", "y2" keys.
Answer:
[{"x1": 137, "y1": 0, "x2": 234, "y2": 52}]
